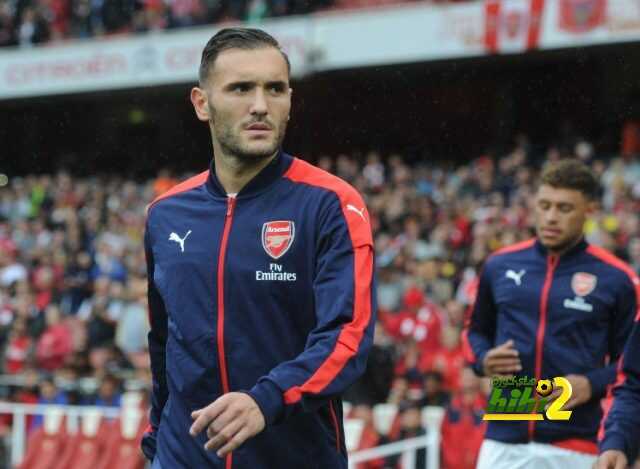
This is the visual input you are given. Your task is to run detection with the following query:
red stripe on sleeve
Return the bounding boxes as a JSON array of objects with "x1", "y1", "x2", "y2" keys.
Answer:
[
  {"x1": 282, "y1": 158, "x2": 374, "y2": 404},
  {"x1": 587, "y1": 245, "x2": 640, "y2": 320},
  {"x1": 598, "y1": 356, "x2": 626, "y2": 441},
  {"x1": 587, "y1": 245, "x2": 640, "y2": 441}
]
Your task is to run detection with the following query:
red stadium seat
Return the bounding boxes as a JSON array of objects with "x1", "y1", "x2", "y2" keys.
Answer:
[
  {"x1": 95, "y1": 409, "x2": 148, "y2": 469},
  {"x1": 51, "y1": 418, "x2": 114, "y2": 469},
  {"x1": 19, "y1": 416, "x2": 68, "y2": 469}
]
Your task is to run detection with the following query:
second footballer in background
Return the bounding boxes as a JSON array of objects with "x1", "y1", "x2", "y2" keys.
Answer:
[{"x1": 463, "y1": 159, "x2": 638, "y2": 467}]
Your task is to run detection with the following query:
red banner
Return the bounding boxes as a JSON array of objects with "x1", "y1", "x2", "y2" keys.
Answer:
[{"x1": 485, "y1": 0, "x2": 545, "y2": 53}]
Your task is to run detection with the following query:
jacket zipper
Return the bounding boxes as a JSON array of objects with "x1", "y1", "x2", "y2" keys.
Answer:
[
  {"x1": 529, "y1": 253, "x2": 558, "y2": 440},
  {"x1": 217, "y1": 196, "x2": 236, "y2": 469}
]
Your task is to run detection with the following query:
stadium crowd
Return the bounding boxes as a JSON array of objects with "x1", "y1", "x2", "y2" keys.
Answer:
[
  {"x1": 0, "y1": 0, "x2": 470, "y2": 48},
  {"x1": 1, "y1": 135, "x2": 640, "y2": 468}
]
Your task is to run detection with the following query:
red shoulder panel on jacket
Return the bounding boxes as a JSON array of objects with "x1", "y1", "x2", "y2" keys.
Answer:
[
  {"x1": 491, "y1": 239, "x2": 536, "y2": 257},
  {"x1": 587, "y1": 244, "x2": 640, "y2": 320},
  {"x1": 147, "y1": 170, "x2": 209, "y2": 215}
]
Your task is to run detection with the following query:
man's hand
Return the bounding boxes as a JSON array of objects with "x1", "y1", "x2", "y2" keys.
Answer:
[
  {"x1": 482, "y1": 339, "x2": 522, "y2": 377},
  {"x1": 547, "y1": 374, "x2": 592, "y2": 410},
  {"x1": 594, "y1": 450, "x2": 627, "y2": 469},
  {"x1": 189, "y1": 392, "x2": 266, "y2": 457}
]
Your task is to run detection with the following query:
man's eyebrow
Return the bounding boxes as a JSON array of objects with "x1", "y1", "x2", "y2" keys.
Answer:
[
  {"x1": 223, "y1": 80, "x2": 255, "y2": 90},
  {"x1": 265, "y1": 80, "x2": 288, "y2": 88}
]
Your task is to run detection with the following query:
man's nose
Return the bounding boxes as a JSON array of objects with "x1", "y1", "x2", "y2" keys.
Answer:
[
  {"x1": 545, "y1": 208, "x2": 559, "y2": 224},
  {"x1": 250, "y1": 88, "x2": 268, "y2": 116}
]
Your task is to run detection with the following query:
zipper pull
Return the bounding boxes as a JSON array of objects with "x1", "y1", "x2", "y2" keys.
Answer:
[{"x1": 226, "y1": 197, "x2": 235, "y2": 217}]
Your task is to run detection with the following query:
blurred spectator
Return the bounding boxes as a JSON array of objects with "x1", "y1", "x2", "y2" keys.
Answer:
[
  {"x1": 4, "y1": 318, "x2": 32, "y2": 374},
  {"x1": 345, "y1": 322, "x2": 395, "y2": 405},
  {"x1": 17, "y1": 6, "x2": 49, "y2": 46},
  {"x1": 115, "y1": 276, "x2": 150, "y2": 368},
  {"x1": 383, "y1": 286, "x2": 443, "y2": 372},
  {"x1": 428, "y1": 326, "x2": 465, "y2": 391},
  {"x1": 246, "y1": 0, "x2": 268, "y2": 22},
  {"x1": 31, "y1": 377, "x2": 67, "y2": 429},
  {"x1": 385, "y1": 400, "x2": 426, "y2": 469},
  {"x1": 152, "y1": 169, "x2": 178, "y2": 196},
  {"x1": 0, "y1": 0, "x2": 14, "y2": 46},
  {"x1": 0, "y1": 240, "x2": 27, "y2": 287},
  {"x1": 92, "y1": 373, "x2": 121, "y2": 407},
  {"x1": 351, "y1": 404, "x2": 384, "y2": 469},
  {"x1": 440, "y1": 368, "x2": 486, "y2": 469},
  {"x1": 418, "y1": 371, "x2": 450, "y2": 407},
  {"x1": 35, "y1": 305, "x2": 73, "y2": 371},
  {"x1": 60, "y1": 251, "x2": 93, "y2": 315}
]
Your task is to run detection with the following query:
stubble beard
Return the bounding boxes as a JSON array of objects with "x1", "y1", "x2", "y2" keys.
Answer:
[
  {"x1": 210, "y1": 105, "x2": 287, "y2": 162},
  {"x1": 537, "y1": 226, "x2": 583, "y2": 254}
]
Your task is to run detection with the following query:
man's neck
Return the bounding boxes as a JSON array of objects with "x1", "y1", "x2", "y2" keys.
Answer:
[
  {"x1": 546, "y1": 235, "x2": 584, "y2": 257},
  {"x1": 213, "y1": 148, "x2": 278, "y2": 195}
]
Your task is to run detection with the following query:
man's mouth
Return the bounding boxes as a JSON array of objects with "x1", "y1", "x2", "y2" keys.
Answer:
[
  {"x1": 541, "y1": 228, "x2": 561, "y2": 237},
  {"x1": 246, "y1": 123, "x2": 271, "y2": 131}
]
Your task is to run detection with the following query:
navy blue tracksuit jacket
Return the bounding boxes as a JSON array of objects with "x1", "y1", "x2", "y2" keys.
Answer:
[
  {"x1": 599, "y1": 299, "x2": 640, "y2": 462},
  {"x1": 463, "y1": 238, "x2": 637, "y2": 453},
  {"x1": 140, "y1": 152, "x2": 376, "y2": 468}
]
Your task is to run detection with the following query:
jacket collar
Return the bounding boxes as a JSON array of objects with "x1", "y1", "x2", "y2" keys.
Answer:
[
  {"x1": 534, "y1": 237, "x2": 589, "y2": 260},
  {"x1": 205, "y1": 151, "x2": 293, "y2": 199}
]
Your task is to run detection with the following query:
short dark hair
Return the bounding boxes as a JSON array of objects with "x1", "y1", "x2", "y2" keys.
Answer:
[
  {"x1": 539, "y1": 159, "x2": 600, "y2": 200},
  {"x1": 199, "y1": 28, "x2": 291, "y2": 85}
]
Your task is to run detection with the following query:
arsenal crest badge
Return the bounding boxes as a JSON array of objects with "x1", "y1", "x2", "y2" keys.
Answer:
[
  {"x1": 571, "y1": 272, "x2": 597, "y2": 297},
  {"x1": 559, "y1": 0, "x2": 605, "y2": 34},
  {"x1": 262, "y1": 221, "x2": 295, "y2": 259}
]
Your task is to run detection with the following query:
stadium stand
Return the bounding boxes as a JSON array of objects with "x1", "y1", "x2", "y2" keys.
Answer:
[
  {"x1": 0, "y1": 0, "x2": 479, "y2": 48},
  {"x1": 2, "y1": 136, "x2": 640, "y2": 467}
]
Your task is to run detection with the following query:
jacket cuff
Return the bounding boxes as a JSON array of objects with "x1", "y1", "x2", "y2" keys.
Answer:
[
  {"x1": 600, "y1": 432, "x2": 634, "y2": 463},
  {"x1": 471, "y1": 350, "x2": 487, "y2": 377},
  {"x1": 141, "y1": 428, "x2": 157, "y2": 462},
  {"x1": 247, "y1": 379, "x2": 285, "y2": 426},
  {"x1": 585, "y1": 366, "x2": 615, "y2": 399}
]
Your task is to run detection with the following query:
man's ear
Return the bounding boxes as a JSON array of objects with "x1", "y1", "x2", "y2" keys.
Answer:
[{"x1": 191, "y1": 86, "x2": 210, "y2": 122}]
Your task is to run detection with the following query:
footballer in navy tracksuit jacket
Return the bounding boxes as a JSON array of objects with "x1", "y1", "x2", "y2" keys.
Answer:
[
  {"x1": 463, "y1": 238, "x2": 637, "y2": 453},
  {"x1": 141, "y1": 152, "x2": 376, "y2": 468},
  {"x1": 599, "y1": 300, "x2": 640, "y2": 463}
]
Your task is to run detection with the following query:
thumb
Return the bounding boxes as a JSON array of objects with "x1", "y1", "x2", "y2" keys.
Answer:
[{"x1": 501, "y1": 339, "x2": 515, "y2": 348}]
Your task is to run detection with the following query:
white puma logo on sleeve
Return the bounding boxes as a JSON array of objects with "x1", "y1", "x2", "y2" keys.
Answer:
[
  {"x1": 169, "y1": 230, "x2": 192, "y2": 253},
  {"x1": 505, "y1": 269, "x2": 526, "y2": 286}
]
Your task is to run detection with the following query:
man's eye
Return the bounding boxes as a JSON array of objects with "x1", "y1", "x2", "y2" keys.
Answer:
[
  {"x1": 269, "y1": 85, "x2": 285, "y2": 93},
  {"x1": 233, "y1": 85, "x2": 250, "y2": 93}
]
